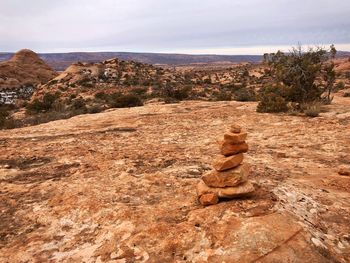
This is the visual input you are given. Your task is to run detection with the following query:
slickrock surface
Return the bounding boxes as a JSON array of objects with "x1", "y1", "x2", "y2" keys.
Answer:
[{"x1": 1, "y1": 97, "x2": 350, "y2": 262}]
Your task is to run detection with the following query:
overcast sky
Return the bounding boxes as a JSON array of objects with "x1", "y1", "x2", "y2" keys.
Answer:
[{"x1": 0, "y1": 0, "x2": 350, "y2": 54}]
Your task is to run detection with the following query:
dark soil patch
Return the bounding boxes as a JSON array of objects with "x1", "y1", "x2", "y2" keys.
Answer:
[
  {"x1": 0, "y1": 156, "x2": 52, "y2": 170},
  {"x1": 1, "y1": 163, "x2": 80, "y2": 184}
]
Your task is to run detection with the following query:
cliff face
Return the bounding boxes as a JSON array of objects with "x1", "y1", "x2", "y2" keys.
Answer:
[{"x1": 0, "y1": 49, "x2": 57, "y2": 89}]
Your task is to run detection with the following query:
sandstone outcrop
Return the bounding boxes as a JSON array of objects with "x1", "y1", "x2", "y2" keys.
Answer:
[
  {"x1": 0, "y1": 49, "x2": 57, "y2": 89},
  {"x1": 197, "y1": 124, "x2": 255, "y2": 205}
]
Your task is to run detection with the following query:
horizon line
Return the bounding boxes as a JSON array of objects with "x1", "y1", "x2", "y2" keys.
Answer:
[{"x1": 1, "y1": 43, "x2": 350, "y2": 56}]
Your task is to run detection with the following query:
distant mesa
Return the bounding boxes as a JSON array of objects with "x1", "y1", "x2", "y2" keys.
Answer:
[{"x1": 0, "y1": 49, "x2": 58, "y2": 90}]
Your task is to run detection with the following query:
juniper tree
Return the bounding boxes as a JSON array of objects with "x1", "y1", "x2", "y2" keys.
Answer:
[{"x1": 260, "y1": 45, "x2": 337, "y2": 110}]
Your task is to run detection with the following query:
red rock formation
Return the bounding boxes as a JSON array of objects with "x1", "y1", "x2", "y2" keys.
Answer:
[{"x1": 0, "y1": 49, "x2": 57, "y2": 89}]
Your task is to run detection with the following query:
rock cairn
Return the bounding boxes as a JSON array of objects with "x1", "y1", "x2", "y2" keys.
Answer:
[{"x1": 197, "y1": 124, "x2": 255, "y2": 206}]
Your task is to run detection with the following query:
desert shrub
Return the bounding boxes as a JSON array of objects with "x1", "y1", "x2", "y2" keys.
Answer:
[
  {"x1": 303, "y1": 103, "x2": 321, "y2": 117},
  {"x1": 173, "y1": 87, "x2": 190, "y2": 100},
  {"x1": 88, "y1": 105, "x2": 103, "y2": 114},
  {"x1": 242, "y1": 68, "x2": 250, "y2": 78},
  {"x1": 107, "y1": 92, "x2": 123, "y2": 103},
  {"x1": 195, "y1": 90, "x2": 207, "y2": 98},
  {"x1": 76, "y1": 77, "x2": 93, "y2": 87},
  {"x1": 257, "y1": 86, "x2": 288, "y2": 113},
  {"x1": 262, "y1": 45, "x2": 337, "y2": 105},
  {"x1": 130, "y1": 87, "x2": 148, "y2": 96},
  {"x1": 51, "y1": 100, "x2": 66, "y2": 112},
  {"x1": 94, "y1": 92, "x2": 109, "y2": 100},
  {"x1": 26, "y1": 93, "x2": 60, "y2": 113},
  {"x1": 233, "y1": 88, "x2": 256, "y2": 101},
  {"x1": 48, "y1": 79, "x2": 58, "y2": 86},
  {"x1": 213, "y1": 90, "x2": 232, "y2": 101},
  {"x1": 94, "y1": 92, "x2": 124, "y2": 106},
  {"x1": 334, "y1": 81, "x2": 345, "y2": 91},
  {"x1": 162, "y1": 85, "x2": 190, "y2": 101},
  {"x1": 0, "y1": 106, "x2": 17, "y2": 129},
  {"x1": 343, "y1": 92, "x2": 350, "y2": 97},
  {"x1": 71, "y1": 98, "x2": 87, "y2": 112},
  {"x1": 203, "y1": 78, "x2": 212, "y2": 84},
  {"x1": 110, "y1": 94, "x2": 143, "y2": 108},
  {"x1": 0, "y1": 108, "x2": 9, "y2": 128}
]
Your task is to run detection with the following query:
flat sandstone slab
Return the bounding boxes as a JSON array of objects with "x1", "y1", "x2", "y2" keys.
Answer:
[
  {"x1": 213, "y1": 153, "x2": 244, "y2": 171},
  {"x1": 223, "y1": 132, "x2": 247, "y2": 144},
  {"x1": 230, "y1": 124, "x2": 242, "y2": 133},
  {"x1": 202, "y1": 163, "x2": 250, "y2": 188},
  {"x1": 220, "y1": 141, "x2": 248, "y2": 156},
  {"x1": 197, "y1": 180, "x2": 255, "y2": 198}
]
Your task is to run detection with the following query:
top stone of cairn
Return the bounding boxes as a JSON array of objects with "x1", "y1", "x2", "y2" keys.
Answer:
[{"x1": 230, "y1": 124, "x2": 242, "y2": 133}]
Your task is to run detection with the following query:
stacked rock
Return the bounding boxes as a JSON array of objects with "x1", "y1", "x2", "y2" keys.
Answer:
[{"x1": 197, "y1": 124, "x2": 255, "y2": 206}]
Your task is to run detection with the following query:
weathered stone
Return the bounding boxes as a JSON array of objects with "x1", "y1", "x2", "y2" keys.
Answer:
[
  {"x1": 338, "y1": 166, "x2": 350, "y2": 176},
  {"x1": 213, "y1": 153, "x2": 244, "y2": 171},
  {"x1": 220, "y1": 141, "x2": 248, "y2": 156},
  {"x1": 199, "y1": 193, "x2": 219, "y2": 206},
  {"x1": 197, "y1": 180, "x2": 255, "y2": 198},
  {"x1": 202, "y1": 163, "x2": 249, "y2": 188},
  {"x1": 223, "y1": 132, "x2": 247, "y2": 144},
  {"x1": 230, "y1": 124, "x2": 242, "y2": 133}
]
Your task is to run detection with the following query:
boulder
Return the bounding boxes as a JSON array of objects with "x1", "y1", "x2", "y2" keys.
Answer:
[
  {"x1": 223, "y1": 132, "x2": 247, "y2": 144},
  {"x1": 197, "y1": 180, "x2": 255, "y2": 198},
  {"x1": 202, "y1": 163, "x2": 249, "y2": 188},
  {"x1": 213, "y1": 153, "x2": 244, "y2": 171},
  {"x1": 220, "y1": 141, "x2": 248, "y2": 156}
]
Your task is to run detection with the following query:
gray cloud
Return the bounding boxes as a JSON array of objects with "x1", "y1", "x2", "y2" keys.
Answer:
[{"x1": 0, "y1": 0, "x2": 349, "y2": 53}]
